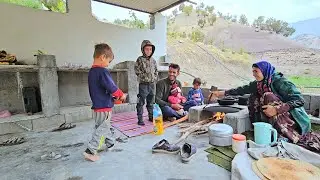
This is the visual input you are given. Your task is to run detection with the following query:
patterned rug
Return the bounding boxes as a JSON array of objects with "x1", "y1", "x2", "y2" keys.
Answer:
[{"x1": 111, "y1": 111, "x2": 170, "y2": 137}]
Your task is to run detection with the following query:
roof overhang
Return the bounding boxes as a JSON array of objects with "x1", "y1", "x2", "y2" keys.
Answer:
[{"x1": 93, "y1": 0, "x2": 195, "y2": 14}]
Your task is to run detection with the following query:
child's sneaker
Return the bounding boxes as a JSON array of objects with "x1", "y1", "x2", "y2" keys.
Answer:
[
  {"x1": 183, "y1": 111, "x2": 188, "y2": 116},
  {"x1": 83, "y1": 149, "x2": 100, "y2": 162}
]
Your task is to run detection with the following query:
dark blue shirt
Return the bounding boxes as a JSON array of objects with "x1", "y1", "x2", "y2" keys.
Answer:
[{"x1": 88, "y1": 67, "x2": 118, "y2": 109}]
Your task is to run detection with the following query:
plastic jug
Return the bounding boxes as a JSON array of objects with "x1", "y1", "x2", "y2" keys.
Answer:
[
  {"x1": 153, "y1": 104, "x2": 164, "y2": 135},
  {"x1": 253, "y1": 122, "x2": 278, "y2": 145}
]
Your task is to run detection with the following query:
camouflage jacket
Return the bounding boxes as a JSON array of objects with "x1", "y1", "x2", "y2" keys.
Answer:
[{"x1": 134, "y1": 40, "x2": 158, "y2": 83}]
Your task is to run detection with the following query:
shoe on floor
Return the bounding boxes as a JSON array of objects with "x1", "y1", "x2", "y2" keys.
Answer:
[
  {"x1": 183, "y1": 111, "x2": 188, "y2": 116},
  {"x1": 148, "y1": 117, "x2": 153, "y2": 122},
  {"x1": 180, "y1": 143, "x2": 196, "y2": 163},
  {"x1": 152, "y1": 139, "x2": 180, "y2": 154},
  {"x1": 138, "y1": 120, "x2": 145, "y2": 126},
  {"x1": 97, "y1": 143, "x2": 107, "y2": 152},
  {"x1": 83, "y1": 152, "x2": 100, "y2": 162}
]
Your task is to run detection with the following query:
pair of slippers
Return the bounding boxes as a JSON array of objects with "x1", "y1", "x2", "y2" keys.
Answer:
[{"x1": 152, "y1": 139, "x2": 197, "y2": 163}]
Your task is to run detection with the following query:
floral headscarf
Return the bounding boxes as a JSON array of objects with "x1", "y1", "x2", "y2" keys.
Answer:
[{"x1": 253, "y1": 61, "x2": 276, "y2": 96}]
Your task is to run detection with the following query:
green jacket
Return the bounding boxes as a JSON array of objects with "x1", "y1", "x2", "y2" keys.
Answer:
[
  {"x1": 226, "y1": 73, "x2": 311, "y2": 135},
  {"x1": 155, "y1": 78, "x2": 182, "y2": 108},
  {"x1": 134, "y1": 40, "x2": 158, "y2": 83}
]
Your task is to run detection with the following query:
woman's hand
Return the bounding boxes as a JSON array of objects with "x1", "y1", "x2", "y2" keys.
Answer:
[{"x1": 262, "y1": 105, "x2": 277, "y2": 117}]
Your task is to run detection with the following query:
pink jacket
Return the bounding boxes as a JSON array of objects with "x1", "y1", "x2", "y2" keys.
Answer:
[{"x1": 168, "y1": 93, "x2": 186, "y2": 104}]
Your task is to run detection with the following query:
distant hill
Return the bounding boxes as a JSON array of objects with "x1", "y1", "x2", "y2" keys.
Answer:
[
  {"x1": 291, "y1": 17, "x2": 320, "y2": 37},
  {"x1": 293, "y1": 34, "x2": 320, "y2": 49},
  {"x1": 171, "y1": 12, "x2": 304, "y2": 52}
]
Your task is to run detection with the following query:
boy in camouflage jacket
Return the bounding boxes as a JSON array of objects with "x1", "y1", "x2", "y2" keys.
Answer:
[{"x1": 134, "y1": 40, "x2": 158, "y2": 125}]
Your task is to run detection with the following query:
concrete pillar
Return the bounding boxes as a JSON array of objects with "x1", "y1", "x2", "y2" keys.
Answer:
[
  {"x1": 154, "y1": 13, "x2": 167, "y2": 59},
  {"x1": 150, "y1": 15, "x2": 155, "y2": 30},
  {"x1": 37, "y1": 55, "x2": 60, "y2": 116},
  {"x1": 113, "y1": 61, "x2": 138, "y2": 104},
  {"x1": 68, "y1": 0, "x2": 92, "y2": 22}
]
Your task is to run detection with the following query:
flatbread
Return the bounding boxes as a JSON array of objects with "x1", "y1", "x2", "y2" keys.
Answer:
[
  {"x1": 252, "y1": 161, "x2": 269, "y2": 180},
  {"x1": 256, "y1": 157, "x2": 320, "y2": 180}
]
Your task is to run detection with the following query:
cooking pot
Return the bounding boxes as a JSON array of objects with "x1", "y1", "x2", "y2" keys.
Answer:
[
  {"x1": 218, "y1": 97, "x2": 236, "y2": 106},
  {"x1": 238, "y1": 96, "x2": 249, "y2": 105}
]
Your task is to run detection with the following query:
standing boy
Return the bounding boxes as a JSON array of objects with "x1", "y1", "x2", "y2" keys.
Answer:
[
  {"x1": 134, "y1": 40, "x2": 158, "y2": 126},
  {"x1": 83, "y1": 43, "x2": 126, "y2": 162}
]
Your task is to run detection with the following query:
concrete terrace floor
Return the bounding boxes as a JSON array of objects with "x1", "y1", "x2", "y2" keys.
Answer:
[{"x1": 0, "y1": 120, "x2": 230, "y2": 180}]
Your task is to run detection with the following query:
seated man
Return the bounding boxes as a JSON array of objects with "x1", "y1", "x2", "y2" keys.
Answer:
[{"x1": 155, "y1": 63, "x2": 197, "y2": 120}]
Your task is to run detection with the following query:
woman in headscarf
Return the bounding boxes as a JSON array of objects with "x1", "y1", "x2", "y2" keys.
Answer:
[{"x1": 210, "y1": 61, "x2": 320, "y2": 153}]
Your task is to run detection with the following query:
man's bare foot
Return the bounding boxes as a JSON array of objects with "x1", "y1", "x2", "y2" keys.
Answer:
[
  {"x1": 83, "y1": 152, "x2": 100, "y2": 162},
  {"x1": 167, "y1": 117, "x2": 177, "y2": 122}
]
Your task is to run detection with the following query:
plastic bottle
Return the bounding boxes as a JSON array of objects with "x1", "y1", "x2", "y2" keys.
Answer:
[{"x1": 153, "y1": 104, "x2": 164, "y2": 135}]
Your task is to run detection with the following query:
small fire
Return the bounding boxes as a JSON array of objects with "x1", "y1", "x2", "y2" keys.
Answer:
[{"x1": 213, "y1": 112, "x2": 225, "y2": 121}]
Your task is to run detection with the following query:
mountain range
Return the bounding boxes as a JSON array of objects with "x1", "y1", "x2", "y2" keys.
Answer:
[{"x1": 291, "y1": 17, "x2": 320, "y2": 49}]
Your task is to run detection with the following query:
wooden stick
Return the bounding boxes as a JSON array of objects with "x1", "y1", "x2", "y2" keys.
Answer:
[
  {"x1": 173, "y1": 119, "x2": 218, "y2": 144},
  {"x1": 163, "y1": 115, "x2": 189, "y2": 128},
  {"x1": 179, "y1": 118, "x2": 212, "y2": 133}
]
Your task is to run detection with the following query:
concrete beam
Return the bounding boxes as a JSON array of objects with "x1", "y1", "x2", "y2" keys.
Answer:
[
  {"x1": 310, "y1": 94, "x2": 320, "y2": 113},
  {"x1": 37, "y1": 55, "x2": 60, "y2": 116}
]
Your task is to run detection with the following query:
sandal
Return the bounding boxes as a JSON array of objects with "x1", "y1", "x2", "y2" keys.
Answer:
[
  {"x1": 52, "y1": 123, "x2": 76, "y2": 132},
  {"x1": 116, "y1": 137, "x2": 128, "y2": 143},
  {"x1": 41, "y1": 152, "x2": 63, "y2": 160},
  {"x1": 0, "y1": 137, "x2": 26, "y2": 147}
]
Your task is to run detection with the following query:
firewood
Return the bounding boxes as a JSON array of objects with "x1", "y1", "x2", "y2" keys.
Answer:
[
  {"x1": 173, "y1": 118, "x2": 218, "y2": 145},
  {"x1": 177, "y1": 123, "x2": 194, "y2": 128},
  {"x1": 163, "y1": 115, "x2": 189, "y2": 128},
  {"x1": 179, "y1": 118, "x2": 211, "y2": 133}
]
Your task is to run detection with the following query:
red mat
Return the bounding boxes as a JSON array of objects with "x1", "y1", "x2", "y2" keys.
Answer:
[{"x1": 111, "y1": 111, "x2": 170, "y2": 137}]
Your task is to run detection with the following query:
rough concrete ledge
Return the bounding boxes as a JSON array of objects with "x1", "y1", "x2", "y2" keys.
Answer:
[
  {"x1": 310, "y1": 116, "x2": 320, "y2": 125},
  {"x1": 0, "y1": 103, "x2": 137, "y2": 135}
]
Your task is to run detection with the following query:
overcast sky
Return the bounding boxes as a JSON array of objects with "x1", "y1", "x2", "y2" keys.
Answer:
[{"x1": 92, "y1": 0, "x2": 320, "y2": 24}]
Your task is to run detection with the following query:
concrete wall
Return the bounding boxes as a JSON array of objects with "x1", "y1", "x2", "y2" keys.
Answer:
[
  {"x1": 58, "y1": 70, "x2": 128, "y2": 107},
  {"x1": 0, "y1": 72, "x2": 23, "y2": 113},
  {"x1": 303, "y1": 94, "x2": 320, "y2": 116},
  {"x1": 58, "y1": 71, "x2": 91, "y2": 107},
  {"x1": 0, "y1": 72, "x2": 40, "y2": 113},
  {"x1": 0, "y1": 0, "x2": 167, "y2": 67}
]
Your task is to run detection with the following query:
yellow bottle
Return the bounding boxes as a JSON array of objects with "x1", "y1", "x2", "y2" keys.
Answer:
[{"x1": 153, "y1": 104, "x2": 164, "y2": 135}]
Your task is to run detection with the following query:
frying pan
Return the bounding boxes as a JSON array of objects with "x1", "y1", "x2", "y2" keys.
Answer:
[{"x1": 217, "y1": 97, "x2": 236, "y2": 106}]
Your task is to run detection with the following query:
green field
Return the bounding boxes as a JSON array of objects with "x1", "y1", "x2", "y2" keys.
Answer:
[
  {"x1": 288, "y1": 76, "x2": 320, "y2": 94},
  {"x1": 288, "y1": 76, "x2": 320, "y2": 87}
]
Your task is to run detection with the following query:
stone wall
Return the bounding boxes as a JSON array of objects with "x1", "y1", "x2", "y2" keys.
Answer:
[
  {"x1": 303, "y1": 94, "x2": 320, "y2": 117},
  {"x1": 0, "y1": 58, "x2": 130, "y2": 114}
]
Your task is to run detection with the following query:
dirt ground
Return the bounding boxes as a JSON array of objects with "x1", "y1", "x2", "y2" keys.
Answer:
[{"x1": 0, "y1": 121, "x2": 230, "y2": 180}]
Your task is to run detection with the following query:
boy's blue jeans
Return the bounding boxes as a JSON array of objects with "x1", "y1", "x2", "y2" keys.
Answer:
[{"x1": 160, "y1": 100, "x2": 197, "y2": 119}]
